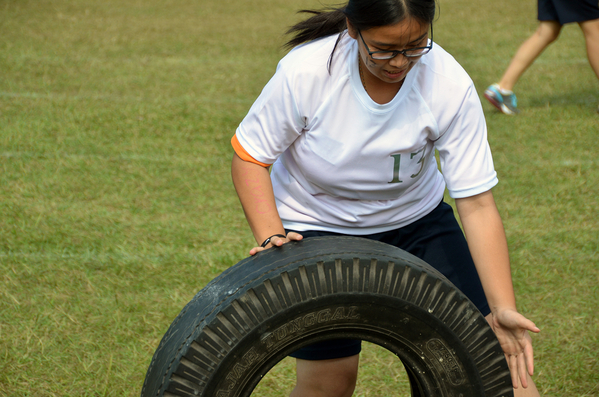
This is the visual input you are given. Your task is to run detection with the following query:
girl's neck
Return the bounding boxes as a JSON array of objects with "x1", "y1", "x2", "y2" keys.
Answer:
[{"x1": 358, "y1": 57, "x2": 403, "y2": 104}]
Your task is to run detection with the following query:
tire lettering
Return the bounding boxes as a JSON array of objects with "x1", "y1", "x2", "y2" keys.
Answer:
[
  {"x1": 331, "y1": 307, "x2": 345, "y2": 320},
  {"x1": 219, "y1": 347, "x2": 261, "y2": 394},
  {"x1": 221, "y1": 307, "x2": 358, "y2": 395},
  {"x1": 317, "y1": 309, "x2": 331, "y2": 323},
  {"x1": 260, "y1": 306, "x2": 360, "y2": 350},
  {"x1": 426, "y1": 338, "x2": 465, "y2": 386},
  {"x1": 303, "y1": 312, "x2": 317, "y2": 327}
]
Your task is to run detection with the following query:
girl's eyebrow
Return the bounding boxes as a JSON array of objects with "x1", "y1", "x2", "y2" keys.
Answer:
[{"x1": 370, "y1": 31, "x2": 428, "y2": 48}]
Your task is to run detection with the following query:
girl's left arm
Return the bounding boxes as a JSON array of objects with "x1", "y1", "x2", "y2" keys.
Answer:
[{"x1": 455, "y1": 190, "x2": 540, "y2": 389}]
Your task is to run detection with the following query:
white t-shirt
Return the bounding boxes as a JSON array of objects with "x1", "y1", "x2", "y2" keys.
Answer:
[{"x1": 235, "y1": 32, "x2": 497, "y2": 234}]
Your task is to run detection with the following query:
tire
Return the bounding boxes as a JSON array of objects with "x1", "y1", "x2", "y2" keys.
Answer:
[{"x1": 141, "y1": 236, "x2": 513, "y2": 397}]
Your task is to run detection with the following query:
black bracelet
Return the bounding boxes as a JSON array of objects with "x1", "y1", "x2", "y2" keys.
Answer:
[{"x1": 260, "y1": 234, "x2": 286, "y2": 248}]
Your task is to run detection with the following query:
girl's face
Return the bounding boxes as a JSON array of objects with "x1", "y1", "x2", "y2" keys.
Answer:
[{"x1": 350, "y1": 18, "x2": 431, "y2": 85}]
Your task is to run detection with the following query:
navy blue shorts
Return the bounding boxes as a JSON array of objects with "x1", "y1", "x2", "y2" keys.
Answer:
[
  {"x1": 538, "y1": 0, "x2": 599, "y2": 24},
  {"x1": 287, "y1": 200, "x2": 490, "y2": 361}
]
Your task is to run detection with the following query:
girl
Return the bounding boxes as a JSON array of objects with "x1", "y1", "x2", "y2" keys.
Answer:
[{"x1": 231, "y1": 1, "x2": 541, "y2": 395}]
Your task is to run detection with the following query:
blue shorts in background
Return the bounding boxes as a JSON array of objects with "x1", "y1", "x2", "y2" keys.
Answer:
[{"x1": 538, "y1": 0, "x2": 599, "y2": 24}]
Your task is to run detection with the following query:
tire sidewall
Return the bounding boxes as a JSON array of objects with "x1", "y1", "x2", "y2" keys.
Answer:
[{"x1": 202, "y1": 294, "x2": 484, "y2": 397}]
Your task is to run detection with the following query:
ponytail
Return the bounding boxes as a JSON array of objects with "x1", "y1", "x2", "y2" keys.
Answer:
[{"x1": 284, "y1": 8, "x2": 347, "y2": 49}]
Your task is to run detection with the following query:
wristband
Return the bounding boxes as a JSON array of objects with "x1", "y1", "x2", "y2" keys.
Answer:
[{"x1": 260, "y1": 234, "x2": 286, "y2": 248}]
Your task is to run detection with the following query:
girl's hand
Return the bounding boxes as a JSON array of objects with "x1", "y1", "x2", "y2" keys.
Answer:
[
  {"x1": 490, "y1": 308, "x2": 540, "y2": 388},
  {"x1": 249, "y1": 232, "x2": 304, "y2": 256}
]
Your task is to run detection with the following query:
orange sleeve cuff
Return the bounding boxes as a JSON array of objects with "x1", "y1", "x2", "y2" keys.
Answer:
[{"x1": 231, "y1": 135, "x2": 272, "y2": 167}]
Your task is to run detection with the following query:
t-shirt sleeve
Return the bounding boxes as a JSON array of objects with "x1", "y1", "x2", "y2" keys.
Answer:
[
  {"x1": 233, "y1": 62, "x2": 306, "y2": 165},
  {"x1": 434, "y1": 82, "x2": 498, "y2": 198}
]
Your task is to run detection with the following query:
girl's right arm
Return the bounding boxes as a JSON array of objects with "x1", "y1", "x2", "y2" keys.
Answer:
[{"x1": 231, "y1": 153, "x2": 302, "y2": 255}]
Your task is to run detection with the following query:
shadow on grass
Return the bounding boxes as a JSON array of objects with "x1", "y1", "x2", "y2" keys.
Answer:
[{"x1": 525, "y1": 87, "x2": 599, "y2": 108}]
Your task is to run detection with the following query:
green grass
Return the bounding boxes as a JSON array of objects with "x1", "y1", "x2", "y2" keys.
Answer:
[{"x1": 1, "y1": 0, "x2": 598, "y2": 395}]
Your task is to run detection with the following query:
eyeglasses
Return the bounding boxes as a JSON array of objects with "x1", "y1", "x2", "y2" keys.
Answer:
[{"x1": 358, "y1": 24, "x2": 433, "y2": 60}]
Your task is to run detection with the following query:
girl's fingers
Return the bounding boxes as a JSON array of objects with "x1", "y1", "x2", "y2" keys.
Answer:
[
  {"x1": 524, "y1": 341, "x2": 535, "y2": 376},
  {"x1": 272, "y1": 236, "x2": 285, "y2": 246},
  {"x1": 286, "y1": 232, "x2": 304, "y2": 241},
  {"x1": 508, "y1": 354, "x2": 519, "y2": 388},
  {"x1": 518, "y1": 353, "x2": 528, "y2": 388},
  {"x1": 250, "y1": 232, "x2": 304, "y2": 255},
  {"x1": 249, "y1": 246, "x2": 265, "y2": 256}
]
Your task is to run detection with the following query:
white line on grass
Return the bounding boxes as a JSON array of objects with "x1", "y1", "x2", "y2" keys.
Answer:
[
  {"x1": 0, "y1": 91, "x2": 253, "y2": 104},
  {"x1": 0, "y1": 151, "x2": 216, "y2": 165}
]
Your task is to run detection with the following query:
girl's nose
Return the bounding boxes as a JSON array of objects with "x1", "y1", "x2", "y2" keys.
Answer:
[{"x1": 388, "y1": 54, "x2": 409, "y2": 69}]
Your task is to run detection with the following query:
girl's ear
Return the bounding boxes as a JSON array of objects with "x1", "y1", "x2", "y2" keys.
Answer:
[{"x1": 346, "y1": 17, "x2": 358, "y2": 39}]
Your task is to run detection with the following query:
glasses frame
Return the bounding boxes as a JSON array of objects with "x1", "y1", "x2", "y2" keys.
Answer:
[{"x1": 357, "y1": 24, "x2": 433, "y2": 60}]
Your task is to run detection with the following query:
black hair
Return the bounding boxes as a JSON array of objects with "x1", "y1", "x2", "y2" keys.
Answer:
[{"x1": 285, "y1": 0, "x2": 436, "y2": 49}]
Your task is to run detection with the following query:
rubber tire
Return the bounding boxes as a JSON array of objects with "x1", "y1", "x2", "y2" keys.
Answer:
[{"x1": 141, "y1": 236, "x2": 513, "y2": 397}]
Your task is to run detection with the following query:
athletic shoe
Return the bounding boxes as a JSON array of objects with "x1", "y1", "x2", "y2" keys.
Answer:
[{"x1": 484, "y1": 84, "x2": 519, "y2": 115}]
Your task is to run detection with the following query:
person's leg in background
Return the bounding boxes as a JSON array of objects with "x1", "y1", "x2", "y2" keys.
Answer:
[
  {"x1": 290, "y1": 355, "x2": 359, "y2": 397},
  {"x1": 485, "y1": 20, "x2": 562, "y2": 114},
  {"x1": 578, "y1": 18, "x2": 599, "y2": 112},
  {"x1": 497, "y1": 20, "x2": 562, "y2": 91}
]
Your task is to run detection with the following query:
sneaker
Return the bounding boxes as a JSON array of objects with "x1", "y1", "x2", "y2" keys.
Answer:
[{"x1": 484, "y1": 84, "x2": 519, "y2": 115}]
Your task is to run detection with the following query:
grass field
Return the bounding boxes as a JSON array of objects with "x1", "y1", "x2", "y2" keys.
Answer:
[{"x1": 1, "y1": 0, "x2": 598, "y2": 395}]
